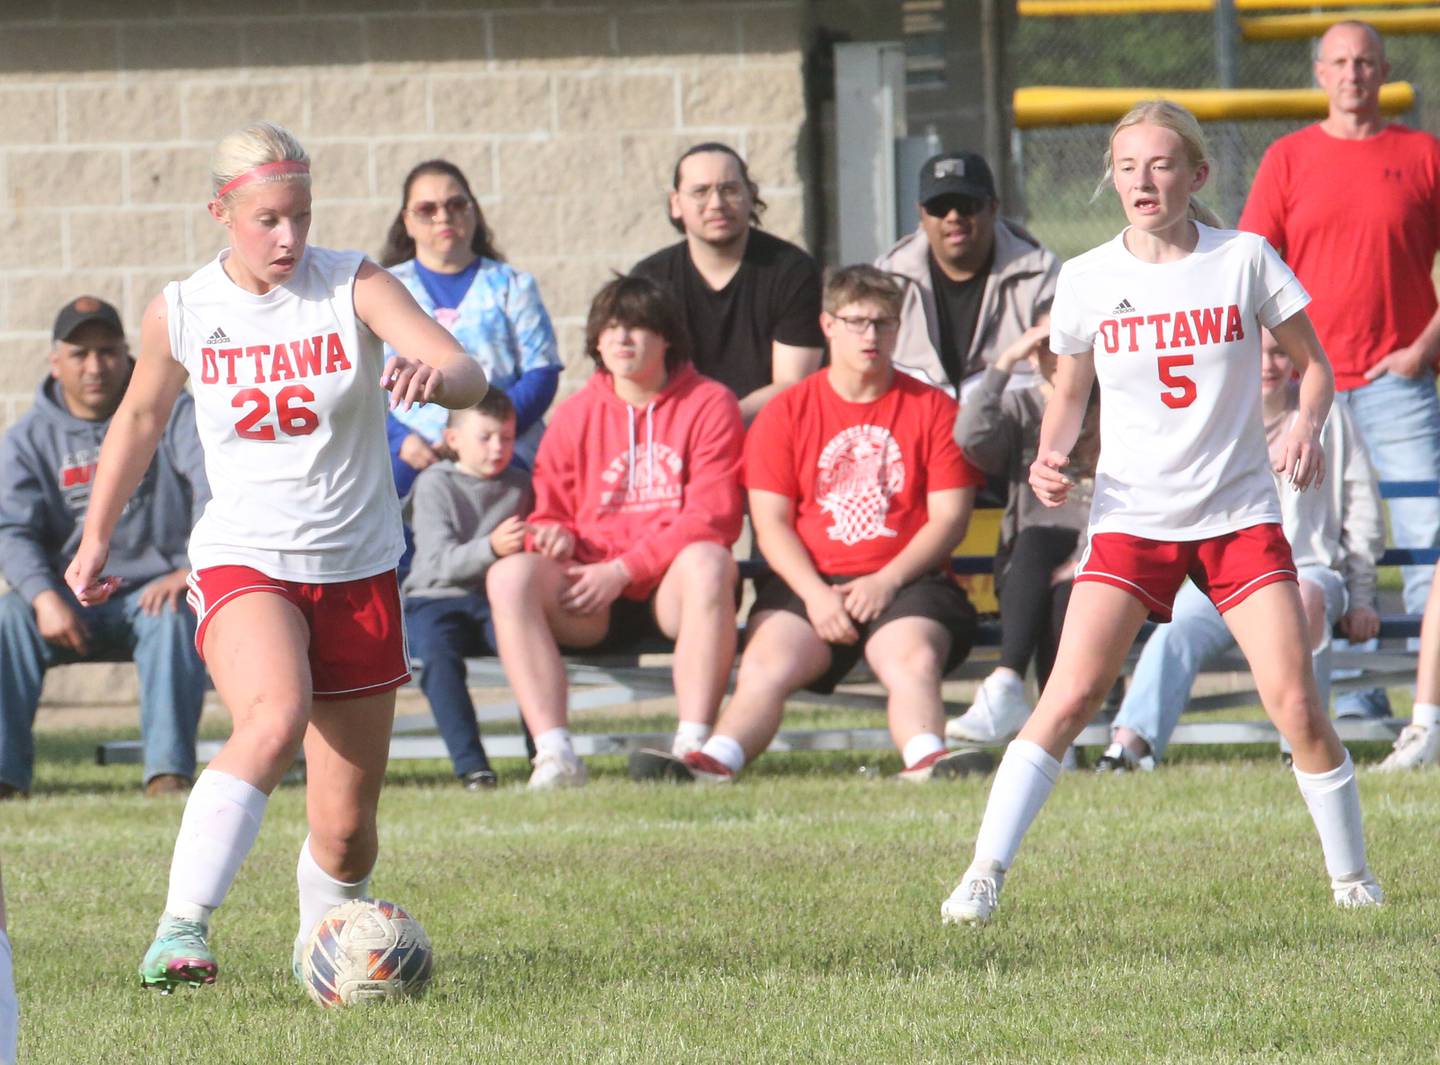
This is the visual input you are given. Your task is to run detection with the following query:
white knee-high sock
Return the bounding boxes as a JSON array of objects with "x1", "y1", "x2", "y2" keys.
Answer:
[
  {"x1": 972, "y1": 739, "x2": 1063, "y2": 870},
  {"x1": 163, "y1": 769, "x2": 268, "y2": 925},
  {"x1": 295, "y1": 836, "x2": 371, "y2": 954},
  {"x1": 0, "y1": 930, "x2": 15, "y2": 1065},
  {"x1": 1294, "y1": 750, "x2": 1368, "y2": 880}
]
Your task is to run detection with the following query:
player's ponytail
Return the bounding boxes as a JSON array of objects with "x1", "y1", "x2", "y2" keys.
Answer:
[
  {"x1": 210, "y1": 121, "x2": 311, "y2": 203},
  {"x1": 1094, "y1": 99, "x2": 1224, "y2": 226}
]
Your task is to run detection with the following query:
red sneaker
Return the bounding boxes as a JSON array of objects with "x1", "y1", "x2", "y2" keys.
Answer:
[
  {"x1": 898, "y1": 747, "x2": 994, "y2": 782},
  {"x1": 682, "y1": 750, "x2": 736, "y2": 784}
]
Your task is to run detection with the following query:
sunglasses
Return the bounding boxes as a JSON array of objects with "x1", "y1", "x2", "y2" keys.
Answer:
[
  {"x1": 407, "y1": 196, "x2": 473, "y2": 223},
  {"x1": 923, "y1": 195, "x2": 987, "y2": 218}
]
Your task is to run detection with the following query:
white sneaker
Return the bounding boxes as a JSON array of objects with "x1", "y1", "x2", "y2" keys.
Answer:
[
  {"x1": 945, "y1": 673, "x2": 1031, "y2": 744},
  {"x1": 940, "y1": 860, "x2": 1005, "y2": 925},
  {"x1": 1093, "y1": 741, "x2": 1156, "y2": 773},
  {"x1": 1332, "y1": 868, "x2": 1384, "y2": 908},
  {"x1": 1375, "y1": 723, "x2": 1440, "y2": 772},
  {"x1": 527, "y1": 748, "x2": 588, "y2": 790}
]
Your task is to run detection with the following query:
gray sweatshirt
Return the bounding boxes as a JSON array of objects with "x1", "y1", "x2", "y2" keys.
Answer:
[
  {"x1": 953, "y1": 367, "x2": 1097, "y2": 574},
  {"x1": 0, "y1": 376, "x2": 209, "y2": 603},
  {"x1": 402, "y1": 461, "x2": 533, "y2": 600}
]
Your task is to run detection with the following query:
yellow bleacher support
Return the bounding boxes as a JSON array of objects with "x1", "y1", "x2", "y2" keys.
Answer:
[
  {"x1": 1240, "y1": 7, "x2": 1440, "y2": 38},
  {"x1": 1022, "y1": 0, "x2": 1438, "y2": 14},
  {"x1": 1014, "y1": 82, "x2": 1415, "y2": 128}
]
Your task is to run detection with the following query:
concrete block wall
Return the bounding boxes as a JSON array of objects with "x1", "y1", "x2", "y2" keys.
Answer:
[
  {"x1": 0, "y1": 0, "x2": 815, "y2": 438},
  {"x1": 0, "y1": 0, "x2": 813, "y2": 708}
]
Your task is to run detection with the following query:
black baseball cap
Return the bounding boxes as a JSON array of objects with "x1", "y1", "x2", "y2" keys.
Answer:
[
  {"x1": 52, "y1": 295, "x2": 124, "y2": 343},
  {"x1": 918, "y1": 151, "x2": 996, "y2": 206}
]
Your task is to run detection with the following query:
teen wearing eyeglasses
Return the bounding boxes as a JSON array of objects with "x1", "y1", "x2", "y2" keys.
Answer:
[
  {"x1": 632, "y1": 143, "x2": 824, "y2": 425},
  {"x1": 629, "y1": 266, "x2": 987, "y2": 785},
  {"x1": 379, "y1": 159, "x2": 561, "y2": 480}
]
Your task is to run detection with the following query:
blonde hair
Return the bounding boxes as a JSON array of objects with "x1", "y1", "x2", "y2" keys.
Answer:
[
  {"x1": 1094, "y1": 99, "x2": 1224, "y2": 228},
  {"x1": 210, "y1": 121, "x2": 310, "y2": 201}
]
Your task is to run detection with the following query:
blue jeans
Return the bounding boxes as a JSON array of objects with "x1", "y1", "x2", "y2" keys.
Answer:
[
  {"x1": 1114, "y1": 570, "x2": 1342, "y2": 761},
  {"x1": 404, "y1": 593, "x2": 496, "y2": 778},
  {"x1": 0, "y1": 587, "x2": 206, "y2": 792},
  {"x1": 1333, "y1": 372, "x2": 1440, "y2": 716}
]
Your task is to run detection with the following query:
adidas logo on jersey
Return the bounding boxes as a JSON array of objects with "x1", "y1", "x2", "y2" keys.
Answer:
[
  {"x1": 206, "y1": 327, "x2": 231, "y2": 344},
  {"x1": 1112, "y1": 299, "x2": 1136, "y2": 315}
]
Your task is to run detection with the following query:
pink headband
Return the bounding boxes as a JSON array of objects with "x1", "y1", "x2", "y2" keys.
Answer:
[{"x1": 215, "y1": 160, "x2": 310, "y2": 199}]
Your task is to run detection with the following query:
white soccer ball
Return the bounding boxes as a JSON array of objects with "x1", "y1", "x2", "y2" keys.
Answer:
[{"x1": 300, "y1": 898, "x2": 433, "y2": 1008}]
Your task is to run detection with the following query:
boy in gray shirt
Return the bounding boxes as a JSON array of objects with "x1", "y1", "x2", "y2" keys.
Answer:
[{"x1": 403, "y1": 391, "x2": 533, "y2": 788}]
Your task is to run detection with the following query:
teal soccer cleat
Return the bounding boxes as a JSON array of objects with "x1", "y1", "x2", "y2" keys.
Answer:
[{"x1": 139, "y1": 916, "x2": 218, "y2": 993}]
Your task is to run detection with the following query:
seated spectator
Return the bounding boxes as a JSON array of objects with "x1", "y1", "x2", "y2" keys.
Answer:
[
  {"x1": 486, "y1": 276, "x2": 744, "y2": 790},
  {"x1": 381, "y1": 159, "x2": 561, "y2": 477},
  {"x1": 947, "y1": 329, "x2": 1100, "y2": 744},
  {"x1": 630, "y1": 266, "x2": 986, "y2": 784},
  {"x1": 1099, "y1": 330, "x2": 1383, "y2": 770},
  {"x1": 402, "y1": 390, "x2": 534, "y2": 790},
  {"x1": 633, "y1": 142, "x2": 823, "y2": 423},
  {"x1": 0, "y1": 297, "x2": 208, "y2": 798},
  {"x1": 876, "y1": 150, "x2": 1058, "y2": 399}
]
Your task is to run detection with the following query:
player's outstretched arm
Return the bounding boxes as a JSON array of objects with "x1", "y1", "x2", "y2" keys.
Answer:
[
  {"x1": 353, "y1": 261, "x2": 488, "y2": 412},
  {"x1": 66, "y1": 294, "x2": 189, "y2": 605},
  {"x1": 1270, "y1": 310, "x2": 1334, "y2": 490},
  {"x1": 1030, "y1": 348, "x2": 1094, "y2": 507}
]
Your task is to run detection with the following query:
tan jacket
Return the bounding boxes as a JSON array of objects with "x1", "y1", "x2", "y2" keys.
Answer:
[{"x1": 876, "y1": 218, "x2": 1059, "y2": 398}]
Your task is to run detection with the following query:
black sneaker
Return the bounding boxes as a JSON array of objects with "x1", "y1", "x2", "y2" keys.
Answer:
[
  {"x1": 628, "y1": 747, "x2": 698, "y2": 782},
  {"x1": 462, "y1": 769, "x2": 498, "y2": 790},
  {"x1": 1094, "y1": 741, "x2": 1155, "y2": 773}
]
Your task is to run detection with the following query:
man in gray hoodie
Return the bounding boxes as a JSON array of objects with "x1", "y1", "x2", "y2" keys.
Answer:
[
  {"x1": 876, "y1": 151, "x2": 1059, "y2": 400},
  {"x1": 0, "y1": 297, "x2": 209, "y2": 799}
]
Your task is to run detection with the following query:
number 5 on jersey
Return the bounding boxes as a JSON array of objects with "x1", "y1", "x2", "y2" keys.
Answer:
[
  {"x1": 1157, "y1": 354, "x2": 1197, "y2": 409},
  {"x1": 233, "y1": 384, "x2": 320, "y2": 440}
]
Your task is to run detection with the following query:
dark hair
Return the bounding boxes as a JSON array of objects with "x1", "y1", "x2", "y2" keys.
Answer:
[
  {"x1": 668, "y1": 142, "x2": 767, "y2": 234},
  {"x1": 822, "y1": 264, "x2": 904, "y2": 317},
  {"x1": 448, "y1": 387, "x2": 516, "y2": 428},
  {"x1": 379, "y1": 159, "x2": 503, "y2": 268},
  {"x1": 585, "y1": 275, "x2": 692, "y2": 375}
]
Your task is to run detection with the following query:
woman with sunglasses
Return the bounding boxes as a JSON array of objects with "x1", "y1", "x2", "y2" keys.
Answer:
[
  {"x1": 940, "y1": 100, "x2": 1381, "y2": 926},
  {"x1": 379, "y1": 160, "x2": 561, "y2": 485}
]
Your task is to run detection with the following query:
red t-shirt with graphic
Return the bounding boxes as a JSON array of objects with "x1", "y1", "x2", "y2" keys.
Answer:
[{"x1": 744, "y1": 370, "x2": 984, "y2": 576}]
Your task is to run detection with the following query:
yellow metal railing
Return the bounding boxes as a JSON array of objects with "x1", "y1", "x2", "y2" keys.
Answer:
[{"x1": 1013, "y1": 82, "x2": 1416, "y2": 127}]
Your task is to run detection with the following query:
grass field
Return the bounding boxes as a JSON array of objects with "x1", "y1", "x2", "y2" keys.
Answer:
[{"x1": 8, "y1": 726, "x2": 1440, "y2": 1064}]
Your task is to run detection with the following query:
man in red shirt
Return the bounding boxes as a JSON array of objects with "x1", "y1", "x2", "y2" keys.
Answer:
[
  {"x1": 1239, "y1": 19, "x2": 1440, "y2": 730},
  {"x1": 631, "y1": 266, "x2": 987, "y2": 783}
]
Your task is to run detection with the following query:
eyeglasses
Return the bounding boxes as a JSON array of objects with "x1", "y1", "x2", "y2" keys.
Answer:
[
  {"x1": 407, "y1": 196, "x2": 473, "y2": 223},
  {"x1": 680, "y1": 182, "x2": 748, "y2": 205},
  {"x1": 834, "y1": 315, "x2": 900, "y2": 336},
  {"x1": 923, "y1": 195, "x2": 987, "y2": 218}
]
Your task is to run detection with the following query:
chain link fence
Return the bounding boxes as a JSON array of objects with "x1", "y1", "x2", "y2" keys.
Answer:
[{"x1": 1009, "y1": 11, "x2": 1440, "y2": 258}]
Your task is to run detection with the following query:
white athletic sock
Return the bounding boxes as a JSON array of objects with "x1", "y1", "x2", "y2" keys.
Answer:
[
  {"x1": 902, "y1": 731, "x2": 946, "y2": 768},
  {"x1": 534, "y1": 727, "x2": 575, "y2": 759},
  {"x1": 699, "y1": 734, "x2": 746, "y2": 775},
  {"x1": 1293, "y1": 750, "x2": 1368, "y2": 881},
  {"x1": 0, "y1": 930, "x2": 15, "y2": 1065},
  {"x1": 672, "y1": 720, "x2": 712, "y2": 755},
  {"x1": 163, "y1": 769, "x2": 268, "y2": 925},
  {"x1": 973, "y1": 739, "x2": 1063, "y2": 870},
  {"x1": 295, "y1": 835, "x2": 371, "y2": 957},
  {"x1": 1413, "y1": 702, "x2": 1440, "y2": 731}
]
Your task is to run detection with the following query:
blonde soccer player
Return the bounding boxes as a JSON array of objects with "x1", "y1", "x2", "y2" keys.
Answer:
[
  {"x1": 65, "y1": 122, "x2": 487, "y2": 991},
  {"x1": 941, "y1": 100, "x2": 1382, "y2": 925}
]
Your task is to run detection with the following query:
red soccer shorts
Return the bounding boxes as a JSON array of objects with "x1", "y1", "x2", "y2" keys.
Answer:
[
  {"x1": 1074, "y1": 523, "x2": 1296, "y2": 623},
  {"x1": 186, "y1": 565, "x2": 411, "y2": 700}
]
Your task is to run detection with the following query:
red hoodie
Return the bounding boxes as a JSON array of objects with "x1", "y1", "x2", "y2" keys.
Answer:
[{"x1": 527, "y1": 363, "x2": 744, "y2": 599}]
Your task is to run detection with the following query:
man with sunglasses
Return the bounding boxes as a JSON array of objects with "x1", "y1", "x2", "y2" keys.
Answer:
[
  {"x1": 633, "y1": 143, "x2": 824, "y2": 424},
  {"x1": 876, "y1": 151, "x2": 1058, "y2": 400}
]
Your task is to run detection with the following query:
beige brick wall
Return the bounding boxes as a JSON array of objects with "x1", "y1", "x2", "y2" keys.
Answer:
[{"x1": 0, "y1": 0, "x2": 814, "y2": 436}]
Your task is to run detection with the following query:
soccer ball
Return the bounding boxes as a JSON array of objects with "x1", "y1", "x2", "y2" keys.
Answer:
[{"x1": 300, "y1": 898, "x2": 433, "y2": 1008}]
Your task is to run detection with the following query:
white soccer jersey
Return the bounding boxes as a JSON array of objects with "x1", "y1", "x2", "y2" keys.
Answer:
[
  {"x1": 1049, "y1": 224, "x2": 1310, "y2": 541},
  {"x1": 165, "y1": 246, "x2": 404, "y2": 582}
]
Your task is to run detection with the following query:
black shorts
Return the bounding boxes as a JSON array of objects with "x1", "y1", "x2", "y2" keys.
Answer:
[
  {"x1": 746, "y1": 571, "x2": 977, "y2": 694},
  {"x1": 559, "y1": 594, "x2": 664, "y2": 654}
]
